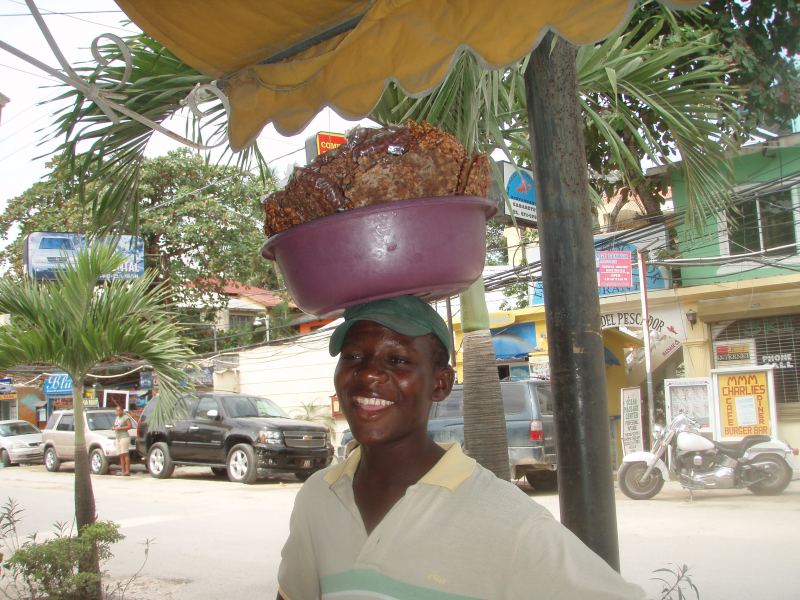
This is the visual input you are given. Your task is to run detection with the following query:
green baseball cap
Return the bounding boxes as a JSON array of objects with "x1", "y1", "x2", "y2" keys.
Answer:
[{"x1": 329, "y1": 295, "x2": 453, "y2": 357}]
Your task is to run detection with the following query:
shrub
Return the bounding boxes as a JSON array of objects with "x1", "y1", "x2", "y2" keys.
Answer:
[{"x1": 0, "y1": 498, "x2": 123, "y2": 600}]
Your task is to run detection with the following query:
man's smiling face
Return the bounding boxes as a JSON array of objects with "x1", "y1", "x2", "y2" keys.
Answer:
[{"x1": 334, "y1": 320, "x2": 453, "y2": 449}]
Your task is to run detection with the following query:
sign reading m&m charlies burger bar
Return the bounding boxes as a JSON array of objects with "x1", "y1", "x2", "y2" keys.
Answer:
[{"x1": 305, "y1": 131, "x2": 347, "y2": 163}]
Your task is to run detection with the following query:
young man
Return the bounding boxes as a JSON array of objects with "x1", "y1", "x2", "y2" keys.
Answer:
[{"x1": 277, "y1": 295, "x2": 644, "y2": 599}]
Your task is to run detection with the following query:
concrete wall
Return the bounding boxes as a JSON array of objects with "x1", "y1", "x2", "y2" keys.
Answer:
[{"x1": 226, "y1": 329, "x2": 348, "y2": 437}]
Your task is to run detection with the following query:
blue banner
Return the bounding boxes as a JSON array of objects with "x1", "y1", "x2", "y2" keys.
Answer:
[{"x1": 43, "y1": 373, "x2": 73, "y2": 395}]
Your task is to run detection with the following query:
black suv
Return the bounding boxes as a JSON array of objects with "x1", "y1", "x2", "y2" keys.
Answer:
[{"x1": 136, "y1": 392, "x2": 333, "y2": 484}]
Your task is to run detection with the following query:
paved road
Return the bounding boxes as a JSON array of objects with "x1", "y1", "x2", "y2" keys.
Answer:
[{"x1": 2, "y1": 464, "x2": 798, "y2": 599}]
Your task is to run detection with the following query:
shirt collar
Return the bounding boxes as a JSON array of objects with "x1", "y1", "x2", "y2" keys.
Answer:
[{"x1": 324, "y1": 443, "x2": 476, "y2": 491}]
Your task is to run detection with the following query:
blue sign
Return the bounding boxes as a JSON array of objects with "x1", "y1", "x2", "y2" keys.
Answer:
[
  {"x1": 494, "y1": 161, "x2": 538, "y2": 226},
  {"x1": 491, "y1": 322, "x2": 539, "y2": 359},
  {"x1": 531, "y1": 240, "x2": 668, "y2": 305},
  {"x1": 506, "y1": 170, "x2": 536, "y2": 205},
  {"x1": 139, "y1": 371, "x2": 153, "y2": 389},
  {"x1": 24, "y1": 232, "x2": 145, "y2": 281},
  {"x1": 43, "y1": 373, "x2": 73, "y2": 396}
]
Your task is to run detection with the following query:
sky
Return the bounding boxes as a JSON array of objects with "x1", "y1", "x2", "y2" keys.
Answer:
[{"x1": 0, "y1": 0, "x2": 375, "y2": 234}]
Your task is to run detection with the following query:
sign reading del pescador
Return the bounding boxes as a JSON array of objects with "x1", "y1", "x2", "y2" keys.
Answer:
[{"x1": 601, "y1": 311, "x2": 666, "y2": 333}]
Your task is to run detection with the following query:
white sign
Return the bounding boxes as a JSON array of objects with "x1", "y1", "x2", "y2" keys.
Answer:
[
  {"x1": 493, "y1": 160, "x2": 537, "y2": 227},
  {"x1": 23, "y1": 232, "x2": 145, "y2": 281},
  {"x1": 621, "y1": 387, "x2": 643, "y2": 455},
  {"x1": 664, "y1": 377, "x2": 712, "y2": 432}
]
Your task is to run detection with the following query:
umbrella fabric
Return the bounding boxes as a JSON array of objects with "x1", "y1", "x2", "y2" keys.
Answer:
[{"x1": 115, "y1": 0, "x2": 705, "y2": 150}]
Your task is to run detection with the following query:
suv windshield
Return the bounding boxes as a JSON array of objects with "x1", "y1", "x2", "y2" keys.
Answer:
[
  {"x1": 86, "y1": 412, "x2": 116, "y2": 431},
  {"x1": 433, "y1": 386, "x2": 534, "y2": 419},
  {"x1": 223, "y1": 396, "x2": 288, "y2": 419},
  {"x1": 0, "y1": 422, "x2": 39, "y2": 436}
]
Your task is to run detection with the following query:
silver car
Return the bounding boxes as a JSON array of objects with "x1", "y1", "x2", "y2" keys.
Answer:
[
  {"x1": 0, "y1": 420, "x2": 44, "y2": 467},
  {"x1": 42, "y1": 409, "x2": 137, "y2": 475}
]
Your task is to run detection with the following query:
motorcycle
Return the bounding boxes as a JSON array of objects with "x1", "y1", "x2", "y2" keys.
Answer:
[{"x1": 619, "y1": 412, "x2": 799, "y2": 500}]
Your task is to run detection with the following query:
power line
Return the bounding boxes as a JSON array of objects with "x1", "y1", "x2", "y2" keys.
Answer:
[
  {"x1": 0, "y1": 61, "x2": 59, "y2": 81},
  {"x1": 4, "y1": 0, "x2": 137, "y2": 33},
  {"x1": 1, "y1": 10, "x2": 125, "y2": 16}
]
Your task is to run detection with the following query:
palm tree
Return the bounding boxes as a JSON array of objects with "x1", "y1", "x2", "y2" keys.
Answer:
[
  {"x1": 292, "y1": 401, "x2": 336, "y2": 433},
  {"x1": 0, "y1": 244, "x2": 193, "y2": 597},
  {"x1": 43, "y1": 8, "x2": 741, "y2": 478},
  {"x1": 369, "y1": 13, "x2": 742, "y2": 475}
]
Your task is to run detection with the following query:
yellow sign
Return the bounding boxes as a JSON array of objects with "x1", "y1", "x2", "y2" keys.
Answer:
[
  {"x1": 0, "y1": 393, "x2": 16, "y2": 400},
  {"x1": 716, "y1": 370, "x2": 772, "y2": 437}
]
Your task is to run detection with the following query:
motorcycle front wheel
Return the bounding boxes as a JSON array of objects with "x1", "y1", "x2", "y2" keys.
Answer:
[
  {"x1": 618, "y1": 462, "x2": 664, "y2": 500},
  {"x1": 747, "y1": 455, "x2": 792, "y2": 496}
]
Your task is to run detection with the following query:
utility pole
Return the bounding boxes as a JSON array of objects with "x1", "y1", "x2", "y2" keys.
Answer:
[
  {"x1": 525, "y1": 32, "x2": 620, "y2": 570},
  {"x1": 637, "y1": 249, "x2": 655, "y2": 448}
]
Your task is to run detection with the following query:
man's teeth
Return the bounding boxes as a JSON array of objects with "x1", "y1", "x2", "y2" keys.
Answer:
[{"x1": 355, "y1": 397, "x2": 394, "y2": 407}]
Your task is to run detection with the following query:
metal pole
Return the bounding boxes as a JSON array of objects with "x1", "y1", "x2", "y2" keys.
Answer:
[
  {"x1": 445, "y1": 297, "x2": 457, "y2": 368},
  {"x1": 637, "y1": 249, "x2": 655, "y2": 448},
  {"x1": 525, "y1": 33, "x2": 620, "y2": 570}
]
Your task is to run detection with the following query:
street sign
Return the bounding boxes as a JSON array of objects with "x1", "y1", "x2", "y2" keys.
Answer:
[
  {"x1": 596, "y1": 251, "x2": 633, "y2": 288},
  {"x1": 43, "y1": 373, "x2": 72, "y2": 395},
  {"x1": 492, "y1": 160, "x2": 537, "y2": 227},
  {"x1": 621, "y1": 387, "x2": 643, "y2": 455},
  {"x1": 23, "y1": 232, "x2": 145, "y2": 281}
]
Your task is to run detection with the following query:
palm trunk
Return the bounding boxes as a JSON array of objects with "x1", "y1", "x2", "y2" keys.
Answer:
[
  {"x1": 459, "y1": 277, "x2": 510, "y2": 480},
  {"x1": 72, "y1": 381, "x2": 97, "y2": 530},
  {"x1": 72, "y1": 380, "x2": 101, "y2": 600}
]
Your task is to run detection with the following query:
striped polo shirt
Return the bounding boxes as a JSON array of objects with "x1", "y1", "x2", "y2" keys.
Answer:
[{"x1": 278, "y1": 444, "x2": 645, "y2": 600}]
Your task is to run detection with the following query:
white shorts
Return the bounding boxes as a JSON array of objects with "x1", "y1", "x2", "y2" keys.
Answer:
[{"x1": 117, "y1": 436, "x2": 131, "y2": 454}]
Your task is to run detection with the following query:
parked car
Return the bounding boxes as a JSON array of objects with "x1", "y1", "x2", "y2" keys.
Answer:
[
  {"x1": 136, "y1": 392, "x2": 334, "y2": 484},
  {"x1": 337, "y1": 379, "x2": 558, "y2": 488},
  {"x1": 0, "y1": 420, "x2": 43, "y2": 467},
  {"x1": 41, "y1": 409, "x2": 138, "y2": 475}
]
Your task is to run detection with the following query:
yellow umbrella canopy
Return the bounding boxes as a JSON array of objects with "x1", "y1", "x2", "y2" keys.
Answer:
[{"x1": 116, "y1": 0, "x2": 704, "y2": 150}]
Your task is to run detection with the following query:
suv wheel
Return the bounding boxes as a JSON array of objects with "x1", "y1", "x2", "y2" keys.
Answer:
[
  {"x1": 211, "y1": 467, "x2": 228, "y2": 477},
  {"x1": 1, "y1": 449, "x2": 11, "y2": 468},
  {"x1": 525, "y1": 471, "x2": 558, "y2": 491},
  {"x1": 89, "y1": 448, "x2": 110, "y2": 475},
  {"x1": 227, "y1": 444, "x2": 257, "y2": 484},
  {"x1": 44, "y1": 447, "x2": 61, "y2": 472},
  {"x1": 147, "y1": 442, "x2": 175, "y2": 479}
]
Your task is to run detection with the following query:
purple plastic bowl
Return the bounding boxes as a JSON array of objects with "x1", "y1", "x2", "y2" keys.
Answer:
[{"x1": 261, "y1": 195, "x2": 497, "y2": 317}]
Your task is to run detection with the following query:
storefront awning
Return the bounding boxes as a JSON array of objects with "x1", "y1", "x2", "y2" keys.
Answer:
[{"x1": 115, "y1": 0, "x2": 704, "y2": 149}]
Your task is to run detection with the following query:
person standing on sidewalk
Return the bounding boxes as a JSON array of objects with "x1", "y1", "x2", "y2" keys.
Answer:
[{"x1": 112, "y1": 404, "x2": 133, "y2": 476}]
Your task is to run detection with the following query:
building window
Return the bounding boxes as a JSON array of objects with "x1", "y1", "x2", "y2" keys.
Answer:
[
  {"x1": 726, "y1": 190, "x2": 797, "y2": 256},
  {"x1": 229, "y1": 313, "x2": 255, "y2": 330},
  {"x1": 712, "y1": 315, "x2": 799, "y2": 404}
]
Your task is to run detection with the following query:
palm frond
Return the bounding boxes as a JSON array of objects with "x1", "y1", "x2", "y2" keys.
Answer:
[
  {"x1": 0, "y1": 245, "x2": 194, "y2": 399},
  {"x1": 46, "y1": 35, "x2": 270, "y2": 233},
  {"x1": 372, "y1": 12, "x2": 744, "y2": 228}
]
